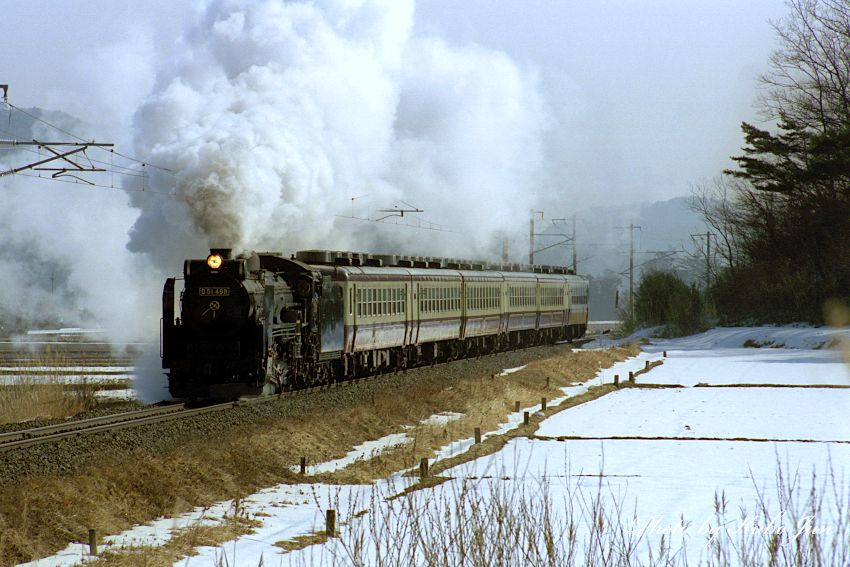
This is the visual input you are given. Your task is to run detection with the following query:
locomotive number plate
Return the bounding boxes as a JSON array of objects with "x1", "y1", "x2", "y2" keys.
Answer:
[{"x1": 199, "y1": 287, "x2": 231, "y2": 297}]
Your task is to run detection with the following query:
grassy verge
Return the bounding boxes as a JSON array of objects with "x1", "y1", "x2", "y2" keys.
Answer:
[
  {"x1": 0, "y1": 344, "x2": 638, "y2": 565},
  {"x1": 0, "y1": 371, "x2": 98, "y2": 425}
]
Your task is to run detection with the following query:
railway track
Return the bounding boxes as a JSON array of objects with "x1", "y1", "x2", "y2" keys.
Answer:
[
  {"x1": 0, "y1": 403, "x2": 193, "y2": 453},
  {"x1": 0, "y1": 380, "x2": 365, "y2": 454},
  {"x1": 1, "y1": 338, "x2": 597, "y2": 454}
]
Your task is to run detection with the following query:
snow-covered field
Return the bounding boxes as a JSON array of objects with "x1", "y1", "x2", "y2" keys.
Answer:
[{"x1": 20, "y1": 326, "x2": 850, "y2": 566}]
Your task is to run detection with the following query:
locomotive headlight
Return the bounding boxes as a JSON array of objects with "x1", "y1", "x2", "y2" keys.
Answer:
[{"x1": 206, "y1": 254, "x2": 223, "y2": 270}]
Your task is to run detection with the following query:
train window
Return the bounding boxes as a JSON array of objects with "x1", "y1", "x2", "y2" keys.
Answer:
[{"x1": 356, "y1": 288, "x2": 361, "y2": 317}]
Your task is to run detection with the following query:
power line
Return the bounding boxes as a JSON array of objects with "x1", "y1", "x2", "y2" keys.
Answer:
[
  {"x1": 14, "y1": 171, "x2": 175, "y2": 196},
  {"x1": 4, "y1": 102, "x2": 175, "y2": 174}
]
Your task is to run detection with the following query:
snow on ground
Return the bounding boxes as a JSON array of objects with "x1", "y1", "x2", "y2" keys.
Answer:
[
  {"x1": 94, "y1": 389, "x2": 136, "y2": 401},
  {"x1": 498, "y1": 364, "x2": 527, "y2": 376},
  {"x1": 0, "y1": 375, "x2": 132, "y2": 386},
  {"x1": 290, "y1": 433, "x2": 411, "y2": 475},
  {"x1": 536, "y1": 387, "x2": 850, "y2": 441},
  {"x1": 19, "y1": 326, "x2": 850, "y2": 566}
]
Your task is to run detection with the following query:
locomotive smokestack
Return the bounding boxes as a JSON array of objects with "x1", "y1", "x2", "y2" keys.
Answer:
[{"x1": 210, "y1": 248, "x2": 233, "y2": 259}]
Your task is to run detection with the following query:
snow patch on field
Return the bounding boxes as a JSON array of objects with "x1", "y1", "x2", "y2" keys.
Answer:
[{"x1": 22, "y1": 325, "x2": 850, "y2": 566}]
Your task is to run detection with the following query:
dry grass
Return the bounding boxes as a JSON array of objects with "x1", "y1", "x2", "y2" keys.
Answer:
[
  {"x1": 285, "y1": 457, "x2": 850, "y2": 566},
  {"x1": 0, "y1": 344, "x2": 639, "y2": 565},
  {"x1": 276, "y1": 532, "x2": 331, "y2": 553},
  {"x1": 0, "y1": 372, "x2": 98, "y2": 425},
  {"x1": 0, "y1": 351, "x2": 133, "y2": 425},
  {"x1": 85, "y1": 504, "x2": 261, "y2": 567}
]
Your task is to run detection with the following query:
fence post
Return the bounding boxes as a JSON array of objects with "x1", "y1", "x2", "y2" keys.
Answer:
[
  {"x1": 523, "y1": 411, "x2": 530, "y2": 425},
  {"x1": 300, "y1": 456, "x2": 306, "y2": 475},
  {"x1": 541, "y1": 398, "x2": 547, "y2": 411},
  {"x1": 514, "y1": 400, "x2": 521, "y2": 412},
  {"x1": 326, "y1": 509, "x2": 336, "y2": 537},
  {"x1": 614, "y1": 374, "x2": 620, "y2": 387},
  {"x1": 546, "y1": 376, "x2": 550, "y2": 388},
  {"x1": 474, "y1": 427, "x2": 481, "y2": 444},
  {"x1": 88, "y1": 529, "x2": 98, "y2": 556},
  {"x1": 419, "y1": 457, "x2": 429, "y2": 478},
  {"x1": 629, "y1": 371, "x2": 635, "y2": 383}
]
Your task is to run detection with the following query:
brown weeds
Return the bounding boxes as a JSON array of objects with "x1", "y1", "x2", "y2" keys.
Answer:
[{"x1": 0, "y1": 344, "x2": 639, "y2": 565}]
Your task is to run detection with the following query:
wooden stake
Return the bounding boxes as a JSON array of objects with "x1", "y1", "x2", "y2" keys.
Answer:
[
  {"x1": 299, "y1": 456, "x2": 306, "y2": 475},
  {"x1": 523, "y1": 411, "x2": 530, "y2": 425},
  {"x1": 474, "y1": 427, "x2": 481, "y2": 444},
  {"x1": 629, "y1": 371, "x2": 635, "y2": 383},
  {"x1": 546, "y1": 376, "x2": 550, "y2": 388},
  {"x1": 326, "y1": 509, "x2": 336, "y2": 537},
  {"x1": 88, "y1": 529, "x2": 98, "y2": 556},
  {"x1": 419, "y1": 457, "x2": 429, "y2": 478},
  {"x1": 514, "y1": 400, "x2": 521, "y2": 412},
  {"x1": 663, "y1": 351, "x2": 667, "y2": 357},
  {"x1": 541, "y1": 398, "x2": 547, "y2": 411},
  {"x1": 614, "y1": 374, "x2": 619, "y2": 387}
]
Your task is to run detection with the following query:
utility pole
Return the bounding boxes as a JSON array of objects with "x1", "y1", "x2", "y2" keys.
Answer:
[
  {"x1": 623, "y1": 224, "x2": 641, "y2": 317},
  {"x1": 572, "y1": 214, "x2": 577, "y2": 273},
  {"x1": 529, "y1": 210, "x2": 544, "y2": 264}
]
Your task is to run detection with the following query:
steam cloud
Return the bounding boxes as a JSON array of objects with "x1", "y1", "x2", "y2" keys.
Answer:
[
  {"x1": 0, "y1": 0, "x2": 550, "y2": 342},
  {"x1": 130, "y1": 0, "x2": 547, "y2": 264}
]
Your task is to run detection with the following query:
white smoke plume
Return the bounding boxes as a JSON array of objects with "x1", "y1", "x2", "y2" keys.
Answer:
[{"x1": 130, "y1": 0, "x2": 547, "y2": 264}]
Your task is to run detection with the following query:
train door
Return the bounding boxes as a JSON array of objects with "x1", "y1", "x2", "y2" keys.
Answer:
[
  {"x1": 351, "y1": 283, "x2": 358, "y2": 350},
  {"x1": 403, "y1": 281, "x2": 412, "y2": 345},
  {"x1": 412, "y1": 283, "x2": 422, "y2": 344}
]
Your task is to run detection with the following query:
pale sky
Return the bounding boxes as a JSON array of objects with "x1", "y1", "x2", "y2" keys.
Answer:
[{"x1": 1, "y1": 0, "x2": 789, "y2": 210}]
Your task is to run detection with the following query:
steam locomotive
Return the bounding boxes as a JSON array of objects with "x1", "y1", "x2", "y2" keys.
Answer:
[{"x1": 162, "y1": 249, "x2": 588, "y2": 399}]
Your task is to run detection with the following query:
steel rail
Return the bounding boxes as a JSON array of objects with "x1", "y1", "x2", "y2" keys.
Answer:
[
  {"x1": 0, "y1": 339, "x2": 593, "y2": 453},
  {"x1": 0, "y1": 404, "x2": 192, "y2": 452}
]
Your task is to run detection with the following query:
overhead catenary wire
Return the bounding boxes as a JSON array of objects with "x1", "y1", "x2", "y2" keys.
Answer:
[
  {"x1": 14, "y1": 171, "x2": 175, "y2": 196},
  {"x1": 0, "y1": 102, "x2": 178, "y2": 197},
  {"x1": 3, "y1": 102, "x2": 175, "y2": 174}
]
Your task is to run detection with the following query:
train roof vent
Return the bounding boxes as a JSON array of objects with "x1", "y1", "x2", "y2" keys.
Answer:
[
  {"x1": 364, "y1": 257, "x2": 383, "y2": 267},
  {"x1": 375, "y1": 254, "x2": 398, "y2": 266},
  {"x1": 296, "y1": 250, "x2": 334, "y2": 264}
]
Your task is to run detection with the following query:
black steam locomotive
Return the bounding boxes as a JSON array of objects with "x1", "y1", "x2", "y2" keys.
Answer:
[{"x1": 162, "y1": 249, "x2": 588, "y2": 399}]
